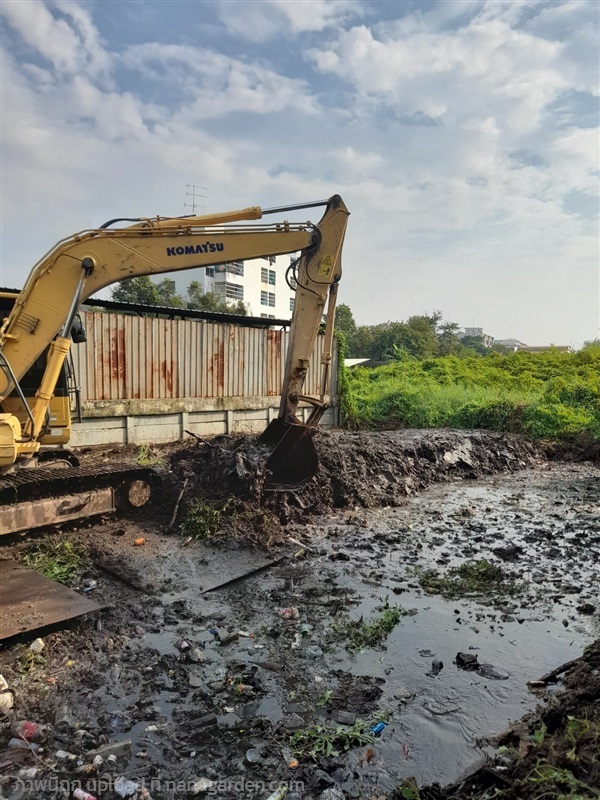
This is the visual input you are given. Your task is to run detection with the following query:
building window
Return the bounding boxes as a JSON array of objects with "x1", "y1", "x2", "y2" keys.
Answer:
[
  {"x1": 205, "y1": 267, "x2": 214, "y2": 277},
  {"x1": 261, "y1": 291, "x2": 275, "y2": 307},
  {"x1": 261, "y1": 268, "x2": 276, "y2": 286},
  {"x1": 289, "y1": 276, "x2": 297, "y2": 290},
  {"x1": 224, "y1": 282, "x2": 244, "y2": 300},
  {"x1": 289, "y1": 297, "x2": 295, "y2": 311},
  {"x1": 261, "y1": 313, "x2": 276, "y2": 319}
]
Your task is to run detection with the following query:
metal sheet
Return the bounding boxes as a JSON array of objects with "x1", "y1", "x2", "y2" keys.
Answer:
[
  {"x1": 0, "y1": 560, "x2": 99, "y2": 641},
  {"x1": 72, "y1": 312, "x2": 335, "y2": 403}
]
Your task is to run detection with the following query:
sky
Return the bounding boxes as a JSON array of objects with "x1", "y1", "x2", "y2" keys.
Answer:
[{"x1": 1, "y1": 0, "x2": 599, "y2": 347}]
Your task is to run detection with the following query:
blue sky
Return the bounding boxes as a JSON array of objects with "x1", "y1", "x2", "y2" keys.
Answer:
[{"x1": 1, "y1": 0, "x2": 598, "y2": 345}]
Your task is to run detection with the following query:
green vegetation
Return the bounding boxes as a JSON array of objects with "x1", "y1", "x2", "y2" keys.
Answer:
[
  {"x1": 111, "y1": 276, "x2": 248, "y2": 315},
  {"x1": 417, "y1": 559, "x2": 520, "y2": 598},
  {"x1": 330, "y1": 598, "x2": 405, "y2": 650},
  {"x1": 179, "y1": 501, "x2": 222, "y2": 539},
  {"x1": 136, "y1": 443, "x2": 165, "y2": 467},
  {"x1": 22, "y1": 536, "x2": 89, "y2": 585},
  {"x1": 340, "y1": 342, "x2": 600, "y2": 441},
  {"x1": 290, "y1": 718, "x2": 375, "y2": 760}
]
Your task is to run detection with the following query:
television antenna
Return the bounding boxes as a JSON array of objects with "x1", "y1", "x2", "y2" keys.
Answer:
[{"x1": 185, "y1": 184, "x2": 207, "y2": 214}]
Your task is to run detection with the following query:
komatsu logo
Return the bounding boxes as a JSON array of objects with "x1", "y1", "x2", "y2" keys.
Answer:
[{"x1": 166, "y1": 242, "x2": 224, "y2": 256}]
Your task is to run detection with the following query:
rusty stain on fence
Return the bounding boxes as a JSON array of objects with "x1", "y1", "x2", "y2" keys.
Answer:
[{"x1": 71, "y1": 311, "x2": 336, "y2": 404}]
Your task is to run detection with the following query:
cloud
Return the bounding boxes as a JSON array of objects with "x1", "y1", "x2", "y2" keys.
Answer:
[
  {"x1": 1, "y1": 0, "x2": 111, "y2": 79},
  {"x1": 0, "y1": 0, "x2": 597, "y2": 345},
  {"x1": 121, "y1": 43, "x2": 317, "y2": 117},
  {"x1": 216, "y1": 0, "x2": 363, "y2": 41}
]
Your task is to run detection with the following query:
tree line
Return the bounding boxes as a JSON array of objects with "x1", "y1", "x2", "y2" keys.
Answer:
[
  {"x1": 111, "y1": 276, "x2": 248, "y2": 316},
  {"x1": 335, "y1": 305, "x2": 510, "y2": 359}
]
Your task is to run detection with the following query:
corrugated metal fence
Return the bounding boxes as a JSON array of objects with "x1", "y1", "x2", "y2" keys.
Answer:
[{"x1": 72, "y1": 311, "x2": 336, "y2": 405}]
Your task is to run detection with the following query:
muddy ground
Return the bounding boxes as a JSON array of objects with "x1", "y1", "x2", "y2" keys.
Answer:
[{"x1": 0, "y1": 429, "x2": 598, "y2": 800}]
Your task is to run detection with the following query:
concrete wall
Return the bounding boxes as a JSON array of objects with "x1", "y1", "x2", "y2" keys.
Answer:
[{"x1": 71, "y1": 399, "x2": 338, "y2": 447}]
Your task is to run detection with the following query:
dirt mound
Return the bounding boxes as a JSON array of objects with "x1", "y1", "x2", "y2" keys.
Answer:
[{"x1": 168, "y1": 429, "x2": 539, "y2": 541}]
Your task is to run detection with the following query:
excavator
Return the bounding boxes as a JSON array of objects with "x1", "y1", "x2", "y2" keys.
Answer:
[{"x1": 0, "y1": 195, "x2": 349, "y2": 536}]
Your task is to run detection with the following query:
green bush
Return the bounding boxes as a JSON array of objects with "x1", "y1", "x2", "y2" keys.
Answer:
[{"x1": 340, "y1": 345, "x2": 600, "y2": 441}]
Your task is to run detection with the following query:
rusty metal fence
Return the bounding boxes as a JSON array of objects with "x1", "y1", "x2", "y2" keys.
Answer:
[{"x1": 71, "y1": 310, "x2": 336, "y2": 407}]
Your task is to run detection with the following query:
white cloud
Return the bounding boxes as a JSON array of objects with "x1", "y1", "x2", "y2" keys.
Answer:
[
  {"x1": 216, "y1": 0, "x2": 363, "y2": 41},
  {"x1": 0, "y1": 0, "x2": 597, "y2": 345},
  {"x1": 122, "y1": 43, "x2": 317, "y2": 117}
]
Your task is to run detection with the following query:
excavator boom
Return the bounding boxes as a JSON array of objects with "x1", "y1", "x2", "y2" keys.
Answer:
[{"x1": 0, "y1": 195, "x2": 349, "y2": 516}]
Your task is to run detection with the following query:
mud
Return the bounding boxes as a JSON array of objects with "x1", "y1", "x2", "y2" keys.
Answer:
[{"x1": 0, "y1": 430, "x2": 598, "y2": 800}]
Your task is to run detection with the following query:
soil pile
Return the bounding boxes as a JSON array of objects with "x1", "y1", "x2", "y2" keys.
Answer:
[{"x1": 168, "y1": 429, "x2": 540, "y2": 539}]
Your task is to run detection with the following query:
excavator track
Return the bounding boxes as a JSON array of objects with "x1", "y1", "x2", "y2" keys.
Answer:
[{"x1": 0, "y1": 461, "x2": 159, "y2": 536}]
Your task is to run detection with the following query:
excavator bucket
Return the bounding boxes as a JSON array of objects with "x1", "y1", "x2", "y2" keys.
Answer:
[{"x1": 260, "y1": 419, "x2": 319, "y2": 490}]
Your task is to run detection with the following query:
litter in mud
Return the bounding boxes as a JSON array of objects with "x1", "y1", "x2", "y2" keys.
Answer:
[{"x1": 0, "y1": 430, "x2": 597, "y2": 800}]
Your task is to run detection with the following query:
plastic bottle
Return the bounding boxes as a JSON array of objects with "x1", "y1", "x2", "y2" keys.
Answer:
[{"x1": 370, "y1": 721, "x2": 386, "y2": 737}]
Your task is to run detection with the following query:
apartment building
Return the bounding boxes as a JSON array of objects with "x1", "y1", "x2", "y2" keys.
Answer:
[
  {"x1": 176, "y1": 255, "x2": 297, "y2": 319},
  {"x1": 457, "y1": 327, "x2": 495, "y2": 348}
]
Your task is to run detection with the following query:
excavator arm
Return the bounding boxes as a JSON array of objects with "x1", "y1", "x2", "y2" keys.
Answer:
[{"x1": 0, "y1": 195, "x2": 349, "y2": 486}]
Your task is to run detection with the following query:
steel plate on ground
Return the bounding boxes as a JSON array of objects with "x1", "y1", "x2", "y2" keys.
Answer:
[{"x1": 0, "y1": 559, "x2": 98, "y2": 641}]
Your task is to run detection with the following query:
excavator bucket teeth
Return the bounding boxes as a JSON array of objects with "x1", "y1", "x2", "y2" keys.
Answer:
[{"x1": 260, "y1": 419, "x2": 319, "y2": 490}]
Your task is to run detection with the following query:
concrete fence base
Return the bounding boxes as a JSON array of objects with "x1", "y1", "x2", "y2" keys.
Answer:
[{"x1": 70, "y1": 397, "x2": 338, "y2": 447}]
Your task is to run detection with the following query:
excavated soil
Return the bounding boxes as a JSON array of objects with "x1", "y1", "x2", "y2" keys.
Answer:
[{"x1": 0, "y1": 429, "x2": 598, "y2": 800}]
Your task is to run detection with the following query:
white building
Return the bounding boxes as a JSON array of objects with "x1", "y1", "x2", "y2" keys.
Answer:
[
  {"x1": 174, "y1": 255, "x2": 297, "y2": 319},
  {"x1": 457, "y1": 327, "x2": 495, "y2": 348}
]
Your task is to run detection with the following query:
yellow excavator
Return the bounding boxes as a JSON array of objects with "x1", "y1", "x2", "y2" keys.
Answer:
[{"x1": 0, "y1": 196, "x2": 349, "y2": 535}]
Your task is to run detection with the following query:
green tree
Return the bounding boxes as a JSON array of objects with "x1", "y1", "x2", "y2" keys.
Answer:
[
  {"x1": 335, "y1": 304, "x2": 357, "y2": 338},
  {"x1": 186, "y1": 281, "x2": 247, "y2": 315},
  {"x1": 111, "y1": 276, "x2": 161, "y2": 305},
  {"x1": 155, "y1": 278, "x2": 183, "y2": 307}
]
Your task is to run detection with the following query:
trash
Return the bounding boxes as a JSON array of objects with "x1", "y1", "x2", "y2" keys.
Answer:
[
  {"x1": 288, "y1": 758, "x2": 299, "y2": 769},
  {"x1": 11, "y1": 720, "x2": 49, "y2": 743},
  {"x1": 133, "y1": 537, "x2": 146, "y2": 546},
  {"x1": 0, "y1": 692, "x2": 14, "y2": 714},
  {"x1": 298, "y1": 623, "x2": 313, "y2": 636},
  {"x1": 82, "y1": 579, "x2": 97, "y2": 593},
  {"x1": 279, "y1": 607, "x2": 300, "y2": 620},
  {"x1": 88, "y1": 740, "x2": 132, "y2": 761},
  {"x1": 455, "y1": 652, "x2": 479, "y2": 671},
  {"x1": 244, "y1": 748, "x2": 263, "y2": 765},
  {"x1": 291, "y1": 633, "x2": 303, "y2": 649},
  {"x1": 181, "y1": 536, "x2": 193, "y2": 547},
  {"x1": 55, "y1": 749, "x2": 77, "y2": 760},
  {"x1": 191, "y1": 778, "x2": 217, "y2": 795},
  {"x1": 29, "y1": 638, "x2": 45, "y2": 654},
  {"x1": 188, "y1": 648, "x2": 206, "y2": 663},
  {"x1": 177, "y1": 639, "x2": 191, "y2": 652},
  {"x1": 18, "y1": 767, "x2": 40, "y2": 779},
  {"x1": 92, "y1": 754, "x2": 104, "y2": 767},
  {"x1": 370, "y1": 721, "x2": 386, "y2": 738},
  {"x1": 208, "y1": 628, "x2": 220, "y2": 639},
  {"x1": 0, "y1": 674, "x2": 8, "y2": 692},
  {"x1": 428, "y1": 659, "x2": 444, "y2": 676},
  {"x1": 238, "y1": 630, "x2": 255, "y2": 638},
  {"x1": 265, "y1": 787, "x2": 288, "y2": 800},
  {"x1": 115, "y1": 777, "x2": 139, "y2": 797},
  {"x1": 145, "y1": 725, "x2": 159, "y2": 732},
  {"x1": 7, "y1": 738, "x2": 42, "y2": 752},
  {"x1": 74, "y1": 790, "x2": 97, "y2": 800}
]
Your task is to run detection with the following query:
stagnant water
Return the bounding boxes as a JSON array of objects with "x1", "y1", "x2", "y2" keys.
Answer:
[{"x1": 3, "y1": 463, "x2": 598, "y2": 799}]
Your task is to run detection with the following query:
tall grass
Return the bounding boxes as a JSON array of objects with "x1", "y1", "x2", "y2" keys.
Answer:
[{"x1": 341, "y1": 345, "x2": 600, "y2": 440}]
